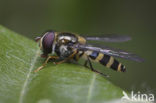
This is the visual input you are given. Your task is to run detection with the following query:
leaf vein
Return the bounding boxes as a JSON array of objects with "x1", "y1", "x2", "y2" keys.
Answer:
[
  {"x1": 18, "y1": 49, "x2": 39, "y2": 103},
  {"x1": 86, "y1": 73, "x2": 96, "y2": 103}
]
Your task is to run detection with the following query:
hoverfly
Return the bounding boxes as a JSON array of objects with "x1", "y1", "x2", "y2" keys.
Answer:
[{"x1": 34, "y1": 30, "x2": 144, "y2": 77}]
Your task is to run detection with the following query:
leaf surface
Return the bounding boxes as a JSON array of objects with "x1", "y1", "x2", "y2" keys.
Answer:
[{"x1": 0, "y1": 26, "x2": 124, "y2": 103}]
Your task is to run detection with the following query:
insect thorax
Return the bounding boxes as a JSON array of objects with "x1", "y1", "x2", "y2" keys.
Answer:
[
  {"x1": 56, "y1": 32, "x2": 78, "y2": 44},
  {"x1": 55, "y1": 44, "x2": 73, "y2": 59},
  {"x1": 55, "y1": 32, "x2": 78, "y2": 58}
]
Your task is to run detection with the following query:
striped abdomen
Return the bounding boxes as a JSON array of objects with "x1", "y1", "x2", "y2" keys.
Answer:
[{"x1": 85, "y1": 51, "x2": 126, "y2": 72}]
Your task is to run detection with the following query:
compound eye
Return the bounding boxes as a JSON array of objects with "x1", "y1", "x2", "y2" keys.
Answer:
[{"x1": 42, "y1": 31, "x2": 55, "y2": 55}]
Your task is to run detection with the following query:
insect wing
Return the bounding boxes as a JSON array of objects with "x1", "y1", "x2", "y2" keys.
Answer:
[
  {"x1": 84, "y1": 34, "x2": 131, "y2": 42},
  {"x1": 72, "y1": 44, "x2": 144, "y2": 62}
]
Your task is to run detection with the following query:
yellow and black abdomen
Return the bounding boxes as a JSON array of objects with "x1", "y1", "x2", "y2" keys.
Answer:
[{"x1": 87, "y1": 51, "x2": 126, "y2": 72}]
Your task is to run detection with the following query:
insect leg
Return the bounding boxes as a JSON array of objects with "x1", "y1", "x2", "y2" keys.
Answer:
[
  {"x1": 34, "y1": 56, "x2": 59, "y2": 72},
  {"x1": 54, "y1": 50, "x2": 77, "y2": 65},
  {"x1": 87, "y1": 56, "x2": 109, "y2": 77},
  {"x1": 84, "y1": 60, "x2": 89, "y2": 68}
]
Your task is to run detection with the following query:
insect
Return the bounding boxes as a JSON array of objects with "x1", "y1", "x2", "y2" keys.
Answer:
[{"x1": 34, "y1": 30, "x2": 144, "y2": 77}]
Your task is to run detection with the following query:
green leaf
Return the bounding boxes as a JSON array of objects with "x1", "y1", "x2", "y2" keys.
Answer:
[{"x1": 0, "y1": 25, "x2": 124, "y2": 103}]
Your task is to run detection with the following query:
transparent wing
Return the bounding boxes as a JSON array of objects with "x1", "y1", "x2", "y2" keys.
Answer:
[
  {"x1": 72, "y1": 44, "x2": 144, "y2": 62},
  {"x1": 84, "y1": 34, "x2": 131, "y2": 42}
]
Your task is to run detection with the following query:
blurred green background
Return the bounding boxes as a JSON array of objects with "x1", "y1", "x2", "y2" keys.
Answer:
[{"x1": 0, "y1": 0, "x2": 156, "y2": 96}]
